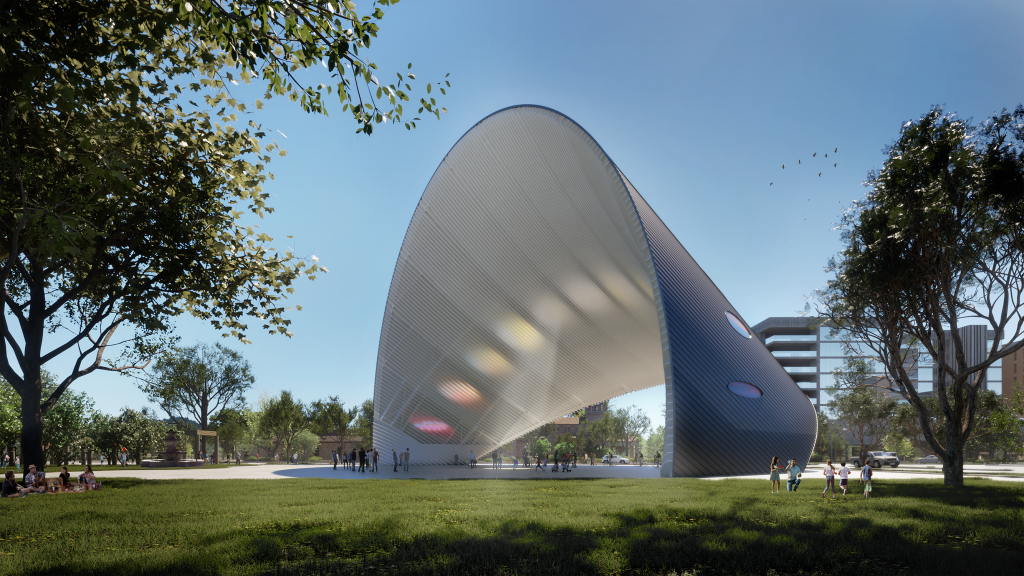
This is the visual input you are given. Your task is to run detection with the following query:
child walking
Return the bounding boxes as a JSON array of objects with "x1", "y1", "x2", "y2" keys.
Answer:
[
  {"x1": 861, "y1": 461, "x2": 873, "y2": 499},
  {"x1": 822, "y1": 459, "x2": 836, "y2": 499},
  {"x1": 769, "y1": 456, "x2": 781, "y2": 494},
  {"x1": 838, "y1": 462, "x2": 850, "y2": 496}
]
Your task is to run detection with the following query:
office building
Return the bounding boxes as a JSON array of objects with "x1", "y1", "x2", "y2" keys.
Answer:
[{"x1": 753, "y1": 317, "x2": 1002, "y2": 411}]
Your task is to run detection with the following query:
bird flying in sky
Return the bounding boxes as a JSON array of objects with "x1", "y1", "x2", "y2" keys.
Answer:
[{"x1": 813, "y1": 152, "x2": 817, "y2": 157}]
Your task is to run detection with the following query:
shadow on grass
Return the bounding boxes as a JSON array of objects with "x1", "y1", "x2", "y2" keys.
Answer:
[
  {"x1": 56, "y1": 503, "x2": 1010, "y2": 576},
  {"x1": 236, "y1": 507, "x2": 1022, "y2": 576},
  {"x1": 17, "y1": 479, "x2": 1024, "y2": 576},
  {"x1": 878, "y1": 479, "x2": 1024, "y2": 508}
]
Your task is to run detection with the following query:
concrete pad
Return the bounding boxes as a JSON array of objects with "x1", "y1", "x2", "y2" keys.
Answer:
[
  {"x1": 89, "y1": 462, "x2": 1024, "y2": 482},
  {"x1": 93, "y1": 463, "x2": 663, "y2": 481}
]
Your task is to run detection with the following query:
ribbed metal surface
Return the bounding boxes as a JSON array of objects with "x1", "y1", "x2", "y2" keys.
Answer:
[
  {"x1": 620, "y1": 175, "x2": 817, "y2": 476},
  {"x1": 373, "y1": 106, "x2": 664, "y2": 465},
  {"x1": 373, "y1": 106, "x2": 817, "y2": 473}
]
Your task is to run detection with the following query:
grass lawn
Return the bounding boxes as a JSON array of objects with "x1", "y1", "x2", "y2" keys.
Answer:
[{"x1": 0, "y1": 477, "x2": 1021, "y2": 575}]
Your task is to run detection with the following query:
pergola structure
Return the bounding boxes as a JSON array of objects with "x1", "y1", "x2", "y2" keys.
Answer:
[{"x1": 373, "y1": 106, "x2": 817, "y2": 476}]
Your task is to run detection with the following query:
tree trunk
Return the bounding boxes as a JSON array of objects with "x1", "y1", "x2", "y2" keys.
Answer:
[
  {"x1": 944, "y1": 422, "x2": 965, "y2": 486},
  {"x1": 19, "y1": 382, "x2": 45, "y2": 474}
]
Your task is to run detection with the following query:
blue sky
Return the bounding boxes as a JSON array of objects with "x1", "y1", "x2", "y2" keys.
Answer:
[{"x1": 46, "y1": 1, "x2": 1024, "y2": 428}]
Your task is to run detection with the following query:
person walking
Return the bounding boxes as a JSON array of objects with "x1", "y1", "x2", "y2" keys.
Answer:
[
  {"x1": 402, "y1": 448, "x2": 410, "y2": 472},
  {"x1": 822, "y1": 459, "x2": 837, "y2": 499},
  {"x1": 15, "y1": 456, "x2": 20, "y2": 473},
  {"x1": 861, "y1": 461, "x2": 873, "y2": 499},
  {"x1": 98, "y1": 454, "x2": 102, "y2": 469},
  {"x1": 120, "y1": 447, "x2": 128, "y2": 468},
  {"x1": 838, "y1": 461, "x2": 850, "y2": 496},
  {"x1": 358, "y1": 448, "x2": 366, "y2": 473},
  {"x1": 535, "y1": 457, "x2": 543, "y2": 471},
  {"x1": 2, "y1": 453, "x2": 7, "y2": 470},
  {"x1": 469, "y1": 451, "x2": 476, "y2": 469},
  {"x1": 769, "y1": 456, "x2": 781, "y2": 494},
  {"x1": 392, "y1": 448, "x2": 399, "y2": 472},
  {"x1": 372, "y1": 448, "x2": 379, "y2": 472},
  {"x1": 786, "y1": 459, "x2": 802, "y2": 492},
  {"x1": 292, "y1": 452, "x2": 299, "y2": 465},
  {"x1": 350, "y1": 449, "x2": 357, "y2": 471},
  {"x1": 332, "y1": 450, "x2": 338, "y2": 471},
  {"x1": 572, "y1": 453, "x2": 577, "y2": 468}
]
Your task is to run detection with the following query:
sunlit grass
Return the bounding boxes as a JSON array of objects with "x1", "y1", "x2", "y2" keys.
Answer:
[{"x1": 0, "y1": 477, "x2": 1020, "y2": 575}]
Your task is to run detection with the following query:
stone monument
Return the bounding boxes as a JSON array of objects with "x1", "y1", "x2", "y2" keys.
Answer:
[{"x1": 141, "y1": 428, "x2": 205, "y2": 468}]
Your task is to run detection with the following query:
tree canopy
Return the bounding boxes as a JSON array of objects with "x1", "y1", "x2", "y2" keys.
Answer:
[
  {"x1": 138, "y1": 342, "x2": 255, "y2": 433},
  {"x1": 818, "y1": 105, "x2": 1024, "y2": 485},
  {"x1": 1, "y1": 0, "x2": 446, "y2": 470}
]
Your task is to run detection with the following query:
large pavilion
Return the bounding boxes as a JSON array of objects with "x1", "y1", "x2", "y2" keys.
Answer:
[{"x1": 372, "y1": 106, "x2": 817, "y2": 476}]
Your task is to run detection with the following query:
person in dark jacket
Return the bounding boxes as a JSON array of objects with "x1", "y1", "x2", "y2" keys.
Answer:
[{"x1": 2, "y1": 471, "x2": 30, "y2": 497}]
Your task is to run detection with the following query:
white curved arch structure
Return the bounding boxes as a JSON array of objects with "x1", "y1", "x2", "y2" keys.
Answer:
[{"x1": 373, "y1": 106, "x2": 817, "y2": 475}]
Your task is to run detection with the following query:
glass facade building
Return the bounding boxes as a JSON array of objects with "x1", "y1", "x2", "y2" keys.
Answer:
[{"x1": 752, "y1": 318, "x2": 1001, "y2": 411}]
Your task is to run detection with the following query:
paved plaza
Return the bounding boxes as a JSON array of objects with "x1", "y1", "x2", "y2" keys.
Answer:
[{"x1": 92, "y1": 462, "x2": 1024, "y2": 482}]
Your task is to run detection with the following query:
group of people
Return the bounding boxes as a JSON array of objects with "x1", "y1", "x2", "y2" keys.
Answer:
[
  {"x1": 1, "y1": 454, "x2": 20, "y2": 472},
  {"x1": 464, "y1": 452, "x2": 526, "y2": 469},
  {"x1": 534, "y1": 452, "x2": 576, "y2": 472},
  {"x1": 769, "y1": 456, "x2": 875, "y2": 499},
  {"x1": 330, "y1": 447, "x2": 404, "y2": 472},
  {"x1": 2, "y1": 464, "x2": 101, "y2": 498}
]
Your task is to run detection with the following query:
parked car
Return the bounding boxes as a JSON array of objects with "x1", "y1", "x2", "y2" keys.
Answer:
[
  {"x1": 915, "y1": 454, "x2": 941, "y2": 464},
  {"x1": 850, "y1": 451, "x2": 900, "y2": 468},
  {"x1": 601, "y1": 454, "x2": 631, "y2": 464}
]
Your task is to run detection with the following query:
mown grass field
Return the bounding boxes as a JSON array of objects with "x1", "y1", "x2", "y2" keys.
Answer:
[{"x1": 0, "y1": 477, "x2": 1021, "y2": 575}]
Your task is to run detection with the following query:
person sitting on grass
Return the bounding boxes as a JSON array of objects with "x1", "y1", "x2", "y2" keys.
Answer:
[
  {"x1": 78, "y1": 465, "x2": 97, "y2": 486},
  {"x1": 23, "y1": 465, "x2": 47, "y2": 494},
  {"x1": 2, "y1": 471, "x2": 31, "y2": 498},
  {"x1": 58, "y1": 467, "x2": 72, "y2": 489}
]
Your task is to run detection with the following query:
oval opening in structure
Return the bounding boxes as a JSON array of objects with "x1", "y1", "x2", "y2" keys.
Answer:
[
  {"x1": 728, "y1": 381, "x2": 762, "y2": 399},
  {"x1": 725, "y1": 311, "x2": 753, "y2": 338}
]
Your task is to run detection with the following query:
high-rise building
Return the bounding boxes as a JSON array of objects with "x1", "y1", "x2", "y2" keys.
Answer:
[
  {"x1": 1002, "y1": 347, "x2": 1023, "y2": 405},
  {"x1": 752, "y1": 317, "x2": 1001, "y2": 411}
]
